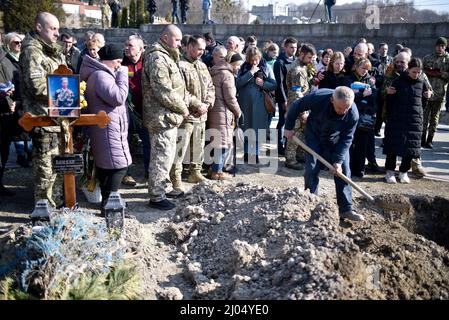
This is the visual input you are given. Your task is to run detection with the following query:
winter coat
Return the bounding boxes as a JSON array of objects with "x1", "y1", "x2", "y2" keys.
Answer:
[
  {"x1": 202, "y1": 0, "x2": 212, "y2": 10},
  {"x1": 142, "y1": 41, "x2": 201, "y2": 132},
  {"x1": 236, "y1": 59, "x2": 277, "y2": 132},
  {"x1": 209, "y1": 62, "x2": 241, "y2": 149},
  {"x1": 79, "y1": 55, "x2": 132, "y2": 170},
  {"x1": 318, "y1": 70, "x2": 346, "y2": 89},
  {"x1": 383, "y1": 73, "x2": 424, "y2": 158}
]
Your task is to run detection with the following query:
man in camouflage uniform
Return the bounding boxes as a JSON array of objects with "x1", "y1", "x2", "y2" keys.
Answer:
[
  {"x1": 422, "y1": 37, "x2": 449, "y2": 149},
  {"x1": 284, "y1": 43, "x2": 316, "y2": 170},
  {"x1": 19, "y1": 12, "x2": 66, "y2": 207},
  {"x1": 143, "y1": 25, "x2": 202, "y2": 211},
  {"x1": 170, "y1": 35, "x2": 214, "y2": 191}
]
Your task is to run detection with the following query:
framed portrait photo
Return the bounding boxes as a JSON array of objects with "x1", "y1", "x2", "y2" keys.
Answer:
[{"x1": 47, "y1": 74, "x2": 81, "y2": 118}]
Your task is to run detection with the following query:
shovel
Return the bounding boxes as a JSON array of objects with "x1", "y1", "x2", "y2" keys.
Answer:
[{"x1": 291, "y1": 136, "x2": 411, "y2": 213}]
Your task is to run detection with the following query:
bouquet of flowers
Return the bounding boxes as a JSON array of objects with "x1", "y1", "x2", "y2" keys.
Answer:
[{"x1": 80, "y1": 81, "x2": 87, "y2": 109}]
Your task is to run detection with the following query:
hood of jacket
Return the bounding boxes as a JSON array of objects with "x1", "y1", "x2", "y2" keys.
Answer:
[
  {"x1": 80, "y1": 54, "x2": 115, "y2": 82},
  {"x1": 210, "y1": 61, "x2": 234, "y2": 77},
  {"x1": 21, "y1": 31, "x2": 62, "y2": 59}
]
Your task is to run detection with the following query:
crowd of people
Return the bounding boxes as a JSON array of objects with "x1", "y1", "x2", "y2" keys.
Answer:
[{"x1": 0, "y1": 11, "x2": 448, "y2": 222}]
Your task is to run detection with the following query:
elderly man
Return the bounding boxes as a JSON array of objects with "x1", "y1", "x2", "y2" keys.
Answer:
[
  {"x1": 19, "y1": 12, "x2": 66, "y2": 207},
  {"x1": 143, "y1": 25, "x2": 202, "y2": 210},
  {"x1": 170, "y1": 35, "x2": 215, "y2": 191},
  {"x1": 121, "y1": 35, "x2": 147, "y2": 185},
  {"x1": 226, "y1": 36, "x2": 241, "y2": 53},
  {"x1": 284, "y1": 87, "x2": 364, "y2": 222},
  {"x1": 345, "y1": 42, "x2": 368, "y2": 75}
]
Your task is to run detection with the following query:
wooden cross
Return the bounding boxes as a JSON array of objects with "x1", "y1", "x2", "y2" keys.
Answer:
[{"x1": 19, "y1": 65, "x2": 110, "y2": 209}]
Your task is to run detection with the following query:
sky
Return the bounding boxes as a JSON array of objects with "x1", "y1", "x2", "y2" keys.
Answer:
[{"x1": 246, "y1": 0, "x2": 449, "y2": 14}]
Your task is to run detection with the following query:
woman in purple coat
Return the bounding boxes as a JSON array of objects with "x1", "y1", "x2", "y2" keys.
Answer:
[{"x1": 80, "y1": 43, "x2": 131, "y2": 208}]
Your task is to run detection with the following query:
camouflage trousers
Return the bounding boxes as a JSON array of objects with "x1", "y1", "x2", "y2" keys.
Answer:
[
  {"x1": 423, "y1": 100, "x2": 443, "y2": 137},
  {"x1": 148, "y1": 127, "x2": 177, "y2": 202},
  {"x1": 170, "y1": 121, "x2": 206, "y2": 179},
  {"x1": 31, "y1": 128, "x2": 63, "y2": 207},
  {"x1": 285, "y1": 119, "x2": 306, "y2": 164}
]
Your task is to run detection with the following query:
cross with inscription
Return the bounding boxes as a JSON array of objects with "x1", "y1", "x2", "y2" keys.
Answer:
[{"x1": 19, "y1": 65, "x2": 110, "y2": 209}]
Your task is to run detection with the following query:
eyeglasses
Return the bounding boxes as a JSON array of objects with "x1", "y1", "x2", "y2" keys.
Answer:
[{"x1": 13, "y1": 41, "x2": 22, "y2": 45}]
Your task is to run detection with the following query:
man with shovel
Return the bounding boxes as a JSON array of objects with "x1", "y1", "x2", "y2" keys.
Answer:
[{"x1": 284, "y1": 87, "x2": 365, "y2": 221}]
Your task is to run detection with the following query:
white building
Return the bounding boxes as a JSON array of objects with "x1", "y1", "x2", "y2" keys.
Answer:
[
  {"x1": 59, "y1": 0, "x2": 102, "y2": 28},
  {"x1": 250, "y1": 2, "x2": 291, "y2": 24}
]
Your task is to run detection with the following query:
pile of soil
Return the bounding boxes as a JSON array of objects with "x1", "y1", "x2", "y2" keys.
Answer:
[{"x1": 159, "y1": 182, "x2": 449, "y2": 299}]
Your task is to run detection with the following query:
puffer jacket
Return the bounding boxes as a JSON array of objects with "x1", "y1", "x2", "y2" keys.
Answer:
[
  {"x1": 209, "y1": 61, "x2": 241, "y2": 149},
  {"x1": 80, "y1": 55, "x2": 131, "y2": 170},
  {"x1": 142, "y1": 40, "x2": 201, "y2": 132},
  {"x1": 384, "y1": 73, "x2": 424, "y2": 158}
]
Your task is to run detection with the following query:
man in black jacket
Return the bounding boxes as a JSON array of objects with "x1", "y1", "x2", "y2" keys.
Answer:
[
  {"x1": 273, "y1": 37, "x2": 297, "y2": 155},
  {"x1": 284, "y1": 87, "x2": 365, "y2": 222}
]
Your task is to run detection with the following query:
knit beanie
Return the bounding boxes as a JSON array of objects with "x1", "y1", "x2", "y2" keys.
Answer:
[
  {"x1": 436, "y1": 37, "x2": 447, "y2": 47},
  {"x1": 98, "y1": 43, "x2": 123, "y2": 60}
]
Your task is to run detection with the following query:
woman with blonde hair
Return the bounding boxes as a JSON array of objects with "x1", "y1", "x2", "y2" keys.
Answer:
[
  {"x1": 343, "y1": 57, "x2": 377, "y2": 178},
  {"x1": 319, "y1": 51, "x2": 346, "y2": 89},
  {"x1": 236, "y1": 46, "x2": 277, "y2": 163}
]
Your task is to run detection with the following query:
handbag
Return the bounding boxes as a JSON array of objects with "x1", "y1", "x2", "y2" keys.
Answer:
[{"x1": 263, "y1": 91, "x2": 276, "y2": 113}]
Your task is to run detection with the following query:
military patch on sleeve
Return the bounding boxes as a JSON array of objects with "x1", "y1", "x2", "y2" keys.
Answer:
[{"x1": 30, "y1": 71, "x2": 44, "y2": 79}]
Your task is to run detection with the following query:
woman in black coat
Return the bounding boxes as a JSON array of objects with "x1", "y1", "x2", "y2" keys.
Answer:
[
  {"x1": 342, "y1": 57, "x2": 377, "y2": 178},
  {"x1": 318, "y1": 51, "x2": 346, "y2": 89},
  {"x1": 383, "y1": 58, "x2": 430, "y2": 184}
]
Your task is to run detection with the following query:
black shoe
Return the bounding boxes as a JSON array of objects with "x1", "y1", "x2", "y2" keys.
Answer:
[
  {"x1": 352, "y1": 171, "x2": 364, "y2": 178},
  {"x1": 285, "y1": 162, "x2": 303, "y2": 170},
  {"x1": 375, "y1": 131, "x2": 381, "y2": 137},
  {"x1": 17, "y1": 155, "x2": 29, "y2": 168},
  {"x1": 148, "y1": 199, "x2": 176, "y2": 210},
  {"x1": 166, "y1": 189, "x2": 185, "y2": 198},
  {"x1": 0, "y1": 185, "x2": 15, "y2": 196},
  {"x1": 366, "y1": 162, "x2": 384, "y2": 173},
  {"x1": 243, "y1": 153, "x2": 248, "y2": 163}
]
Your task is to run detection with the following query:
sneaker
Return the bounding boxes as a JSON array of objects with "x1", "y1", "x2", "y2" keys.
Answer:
[
  {"x1": 385, "y1": 170, "x2": 397, "y2": 184},
  {"x1": 187, "y1": 171, "x2": 207, "y2": 183},
  {"x1": 209, "y1": 172, "x2": 232, "y2": 180},
  {"x1": 148, "y1": 199, "x2": 176, "y2": 210},
  {"x1": 166, "y1": 189, "x2": 185, "y2": 198},
  {"x1": 122, "y1": 175, "x2": 136, "y2": 186},
  {"x1": 398, "y1": 172, "x2": 410, "y2": 184},
  {"x1": 340, "y1": 210, "x2": 365, "y2": 222},
  {"x1": 285, "y1": 161, "x2": 303, "y2": 170}
]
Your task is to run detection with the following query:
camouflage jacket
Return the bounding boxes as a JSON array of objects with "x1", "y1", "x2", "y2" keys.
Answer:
[
  {"x1": 423, "y1": 52, "x2": 449, "y2": 101},
  {"x1": 178, "y1": 53, "x2": 215, "y2": 123},
  {"x1": 142, "y1": 41, "x2": 202, "y2": 131},
  {"x1": 286, "y1": 59, "x2": 311, "y2": 107},
  {"x1": 19, "y1": 31, "x2": 66, "y2": 132}
]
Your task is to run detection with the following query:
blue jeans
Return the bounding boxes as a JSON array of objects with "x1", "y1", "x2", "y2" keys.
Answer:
[
  {"x1": 211, "y1": 148, "x2": 229, "y2": 173},
  {"x1": 325, "y1": 4, "x2": 333, "y2": 22},
  {"x1": 14, "y1": 140, "x2": 32, "y2": 157},
  {"x1": 304, "y1": 140, "x2": 352, "y2": 215}
]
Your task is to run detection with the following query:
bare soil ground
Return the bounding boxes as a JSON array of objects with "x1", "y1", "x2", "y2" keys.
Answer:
[{"x1": 1, "y1": 156, "x2": 449, "y2": 299}]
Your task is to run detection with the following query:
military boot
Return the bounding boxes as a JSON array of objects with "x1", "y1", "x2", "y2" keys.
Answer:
[
  {"x1": 187, "y1": 171, "x2": 207, "y2": 183},
  {"x1": 171, "y1": 175, "x2": 185, "y2": 192}
]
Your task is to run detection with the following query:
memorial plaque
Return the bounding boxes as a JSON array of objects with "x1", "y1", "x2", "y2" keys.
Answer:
[{"x1": 52, "y1": 154, "x2": 84, "y2": 175}]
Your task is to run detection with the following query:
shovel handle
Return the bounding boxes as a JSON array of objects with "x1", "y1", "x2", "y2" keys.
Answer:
[{"x1": 291, "y1": 136, "x2": 375, "y2": 202}]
